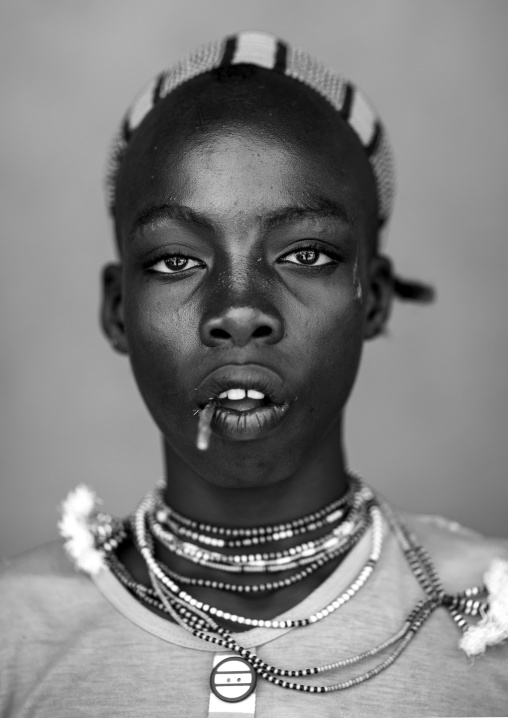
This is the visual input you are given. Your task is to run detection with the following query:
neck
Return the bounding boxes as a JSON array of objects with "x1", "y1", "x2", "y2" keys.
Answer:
[{"x1": 162, "y1": 421, "x2": 350, "y2": 528}]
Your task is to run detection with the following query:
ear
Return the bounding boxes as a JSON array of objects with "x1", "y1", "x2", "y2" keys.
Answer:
[
  {"x1": 101, "y1": 263, "x2": 129, "y2": 354},
  {"x1": 363, "y1": 253, "x2": 394, "y2": 340}
]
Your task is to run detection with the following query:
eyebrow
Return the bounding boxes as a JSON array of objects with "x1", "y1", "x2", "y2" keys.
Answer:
[
  {"x1": 129, "y1": 197, "x2": 354, "y2": 238},
  {"x1": 130, "y1": 204, "x2": 215, "y2": 237},
  {"x1": 263, "y1": 198, "x2": 354, "y2": 230}
]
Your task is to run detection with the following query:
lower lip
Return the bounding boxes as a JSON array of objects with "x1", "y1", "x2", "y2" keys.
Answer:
[{"x1": 212, "y1": 403, "x2": 288, "y2": 442}]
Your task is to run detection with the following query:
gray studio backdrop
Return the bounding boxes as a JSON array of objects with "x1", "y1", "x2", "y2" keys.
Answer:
[{"x1": 1, "y1": 0, "x2": 507, "y2": 558}]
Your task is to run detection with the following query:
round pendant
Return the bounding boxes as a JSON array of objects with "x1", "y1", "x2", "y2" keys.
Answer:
[{"x1": 210, "y1": 656, "x2": 257, "y2": 703}]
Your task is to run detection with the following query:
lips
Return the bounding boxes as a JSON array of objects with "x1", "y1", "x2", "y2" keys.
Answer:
[
  {"x1": 195, "y1": 364, "x2": 289, "y2": 442},
  {"x1": 196, "y1": 364, "x2": 287, "y2": 407}
]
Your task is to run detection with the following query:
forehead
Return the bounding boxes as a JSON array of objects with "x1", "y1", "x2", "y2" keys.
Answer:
[{"x1": 114, "y1": 68, "x2": 378, "y2": 243}]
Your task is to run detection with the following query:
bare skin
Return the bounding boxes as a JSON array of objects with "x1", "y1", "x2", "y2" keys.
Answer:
[{"x1": 101, "y1": 68, "x2": 393, "y2": 625}]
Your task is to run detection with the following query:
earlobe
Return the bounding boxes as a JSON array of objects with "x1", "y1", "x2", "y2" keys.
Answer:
[
  {"x1": 363, "y1": 254, "x2": 394, "y2": 340},
  {"x1": 101, "y1": 263, "x2": 129, "y2": 354}
]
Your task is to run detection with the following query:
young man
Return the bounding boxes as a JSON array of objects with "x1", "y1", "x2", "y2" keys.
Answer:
[{"x1": 1, "y1": 31, "x2": 507, "y2": 717}]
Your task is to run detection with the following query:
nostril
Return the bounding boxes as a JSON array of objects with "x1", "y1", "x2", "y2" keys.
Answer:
[
  {"x1": 210, "y1": 328, "x2": 231, "y2": 340},
  {"x1": 201, "y1": 307, "x2": 283, "y2": 347},
  {"x1": 252, "y1": 326, "x2": 272, "y2": 339}
]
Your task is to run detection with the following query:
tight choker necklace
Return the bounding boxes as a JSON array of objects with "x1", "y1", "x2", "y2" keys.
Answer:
[
  {"x1": 153, "y1": 476, "x2": 359, "y2": 543},
  {"x1": 59, "y1": 478, "x2": 508, "y2": 699}
]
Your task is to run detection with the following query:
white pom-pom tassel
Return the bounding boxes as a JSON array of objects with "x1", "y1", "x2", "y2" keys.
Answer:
[
  {"x1": 58, "y1": 485, "x2": 105, "y2": 575},
  {"x1": 460, "y1": 558, "x2": 508, "y2": 657}
]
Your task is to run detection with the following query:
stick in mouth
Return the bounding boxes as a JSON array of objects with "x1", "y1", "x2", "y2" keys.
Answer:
[{"x1": 196, "y1": 401, "x2": 216, "y2": 451}]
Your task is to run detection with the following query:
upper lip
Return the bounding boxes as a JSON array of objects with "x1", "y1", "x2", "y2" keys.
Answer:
[{"x1": 195, "y1": 364, "x2": 287, "y2": 407}]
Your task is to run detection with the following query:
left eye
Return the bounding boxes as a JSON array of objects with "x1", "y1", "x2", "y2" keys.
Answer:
[
  {"x1": 280, "y1": 248, "x2": 335, "y2": 266},
  {"x1": 150, "y1": 255, "x2": 202, "y2": 273}
]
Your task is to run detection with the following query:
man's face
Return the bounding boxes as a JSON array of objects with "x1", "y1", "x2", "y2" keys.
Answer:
[{"x1": 104, "y1": 73, "x2": 388, "y2": 488}]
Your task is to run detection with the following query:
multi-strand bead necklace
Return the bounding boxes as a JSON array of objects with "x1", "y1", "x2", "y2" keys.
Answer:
[
  {"x1": 145, "y1": 478, "x2": 369, "y2": 577},
  {"x1": 107, "y1": 477, "x2": 374, "y2": 621},
  {"x1": 151, "y1": 478, "x2": 357, "y2": 548},
  {"x1": 123, "y1": 485, "x2": 380, "y2": 630},
  {"x1": 64, "y1": 477, "x2": 496, "y2": 697}
]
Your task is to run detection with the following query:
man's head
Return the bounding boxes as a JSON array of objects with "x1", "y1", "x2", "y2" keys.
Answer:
[
  {"x1": 106, "y1": 31, "x2": 395, "y2": 248},
  {"x1": 101, "y1": 32, "x2": 427, "y2": 488}
]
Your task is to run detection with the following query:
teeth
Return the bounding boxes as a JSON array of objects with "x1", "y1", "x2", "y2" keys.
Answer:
[
  {"x1": 217, "y1": 388, "x2": 266, "y2": 401},
  {"x1": 247, "y1": 389, "x2": 265, "y2": 400},
  {"x1": 227, "y1": 388, "x2": 246, "y2": 400}
]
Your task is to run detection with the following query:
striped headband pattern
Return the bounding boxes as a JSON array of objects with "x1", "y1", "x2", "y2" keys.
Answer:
[{"x1": 105, "y1": 31, "x2": 395, "y2": 236}]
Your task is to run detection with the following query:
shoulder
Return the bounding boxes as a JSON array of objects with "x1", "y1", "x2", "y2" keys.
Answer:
[
  {"x1": 399, "y1": 510, "x2": 508, "y2": 591},
  {"x1": 2, "y1": 539, "x2": 76, "y2": 578},
  {"x1": 1, "y1": 539, "x2": 85, "y2": 589},
  {"x1": 0, "y1": 543, "x2": 119, "y2": 715},
  {"x1": 0, "y1": 541, "x2": 101, "y2": 628}
]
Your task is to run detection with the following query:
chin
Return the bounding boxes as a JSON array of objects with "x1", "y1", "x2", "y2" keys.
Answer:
[{"x1": 188, "y1": 426, "x2": 324, "y2": 490}]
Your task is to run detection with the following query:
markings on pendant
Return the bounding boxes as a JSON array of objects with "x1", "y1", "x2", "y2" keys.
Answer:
[{"x1": 210, "y1": 656, "x2": 257, "y2": 703}]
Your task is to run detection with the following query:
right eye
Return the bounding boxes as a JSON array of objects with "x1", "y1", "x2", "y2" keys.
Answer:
[{"x1": 149, "y1": 254, "x2": 203, "y2": 274}]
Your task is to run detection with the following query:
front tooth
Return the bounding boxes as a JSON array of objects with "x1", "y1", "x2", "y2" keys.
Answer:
[
  {"x1": 218, "y1": 391, "x2": 228, "y2": 399},
  {"x1": 247, "y1": 389, "x2": 265, "y2": 400},
  {"x1": 227, "y1": 388, "x2": 246, "y2": 400}
]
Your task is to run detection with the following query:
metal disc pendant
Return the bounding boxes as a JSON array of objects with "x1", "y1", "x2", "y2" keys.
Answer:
[{"x1": 210, "y1": 656, "x2": 257, "y2": 703}]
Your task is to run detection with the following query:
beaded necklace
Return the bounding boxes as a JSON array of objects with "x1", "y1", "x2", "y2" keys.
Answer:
[
  {"x1": 152, "y1": 477, "x2": 359, "y2": 548},
  {"x1": 104, "y1": 489, "x2": 490, "y2": 695},
  {"x1": 148, "y1": 517, "x2": 361, "y2": 571},
  {"x1": 141, "y1": 511, "x2": 370, "y2": 595},
  {"x1": 146, "y1": 485, "x2": 369, "y2": 574},
  {"x1": 59, "y1": 478, "x2": 504, "y2": 699},
  {"x1": 128, "y1": 493, "x2": 381, "y2": 629},
  {"x1": 141, "y1": 547, "x2": 353, "y2": 594}
]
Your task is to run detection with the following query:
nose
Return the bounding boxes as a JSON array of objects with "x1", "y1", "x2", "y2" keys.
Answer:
[{"x1": 200, "y1": 306, "x2": 284, "y2": 347}]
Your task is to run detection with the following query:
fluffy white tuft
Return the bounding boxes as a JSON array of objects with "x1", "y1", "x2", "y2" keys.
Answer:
[
  {"x1": 58, "y1": 485, "x2": 105, "y2": 575},
  {"x1": 460, "y1": 558, "x2": 508, "y2": 657}
]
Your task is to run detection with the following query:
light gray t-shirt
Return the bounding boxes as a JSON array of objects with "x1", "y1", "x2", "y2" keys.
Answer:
[{"x1": 1, "y1": 513, "x2": 507, "y2": 717}]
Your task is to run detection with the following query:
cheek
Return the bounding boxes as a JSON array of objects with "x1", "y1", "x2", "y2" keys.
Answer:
[
  {"x1": 298, "y1": 288, "x2": 365, "y2": 410},
  {"x1": 122, "y1": 286, "x2": 199, "y2": 406}
]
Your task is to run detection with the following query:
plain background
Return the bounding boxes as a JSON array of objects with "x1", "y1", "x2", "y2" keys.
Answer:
[{"x1": 1, "y1": 0, "x2": 507, "y2": 558}]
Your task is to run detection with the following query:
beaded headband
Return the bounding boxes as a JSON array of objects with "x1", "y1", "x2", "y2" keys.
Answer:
[{"x1": 105, "y1": 30, "x2": 395, "y2": 239}]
